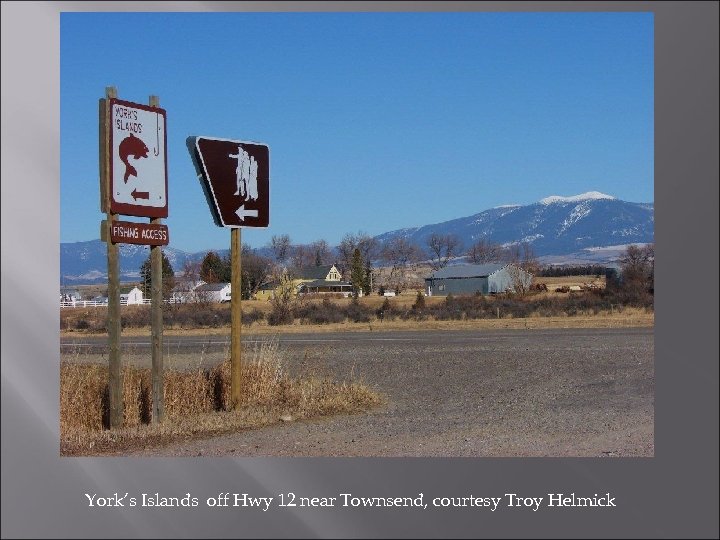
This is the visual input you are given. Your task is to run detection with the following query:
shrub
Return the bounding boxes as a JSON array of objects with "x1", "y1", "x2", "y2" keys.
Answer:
[
  {"x1": 75, "y1": 319, "x2": 90, "y2": 330},
  {"x1": 412, "y1": 290, "x2": 426, "y2": 310},
  {"x1": 267, "y1": 305, "x2": 294, "y2": 326},
  {"x1": 295, "y1": 298, "x2": 345, "y2": 325},
  {"x1": 346, "y1": 300, "x2": 372, "y2": 323},
  {"x1": 376, "y1": 297, "x2": 396, "y2": 321},
  {"x1": 242, "y1": 309, "x2": 265, "y2": 326}
]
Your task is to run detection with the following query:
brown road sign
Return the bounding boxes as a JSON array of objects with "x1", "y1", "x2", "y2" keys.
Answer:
[
  {"x1": 107, "y1": 98, "x2": 168, "y2": 218},
  {"x1": 187, "y1": 136, "x2": 269, "y2": 228},
  {"x1": 102, "y1": 219, "x2": 169, "y2": 246}
]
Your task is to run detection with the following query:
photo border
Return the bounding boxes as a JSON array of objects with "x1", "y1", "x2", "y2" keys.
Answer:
[{"x1": 2, "y1": 1, "x2": 717, "y2": 538}]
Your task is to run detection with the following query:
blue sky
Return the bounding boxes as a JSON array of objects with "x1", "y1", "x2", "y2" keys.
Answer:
[{"x1": 61, "y1": 11, "x2": 653, "y2": 253}]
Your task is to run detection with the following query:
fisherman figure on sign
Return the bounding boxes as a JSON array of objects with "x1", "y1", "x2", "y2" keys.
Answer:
[{"x1": 229, "y1": 145, "x2": 258, "y2": 200}]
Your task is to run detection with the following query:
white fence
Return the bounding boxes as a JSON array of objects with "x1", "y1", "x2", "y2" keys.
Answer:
[
  {"x1": 60, "y1": 299, "x2": 152, "y2": 308},
  {"x1": 59, "y1": 297, "x2": 208, "y2": 308}
]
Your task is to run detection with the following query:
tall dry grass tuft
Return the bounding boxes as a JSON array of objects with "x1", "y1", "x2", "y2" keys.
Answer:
[{"x1": 60, "y1": 336, "x2": 382, "y2": 455}]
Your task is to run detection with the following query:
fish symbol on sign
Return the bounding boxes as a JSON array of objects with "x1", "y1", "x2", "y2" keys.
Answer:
[{"x1": 119, "y1": 133, "x2": 149, "y2": 183}]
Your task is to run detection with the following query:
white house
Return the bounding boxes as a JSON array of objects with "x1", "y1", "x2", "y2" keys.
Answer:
[
  {"x1": 194, "y1": 282, "x2": 232, "y2": 303},
  {"x1": 60, "y1": 288, "x2": 82, "y2": 303},
  {"x1": 171, "y1": 279, "x2": 206, "y2": 303},
  {"x1": 120, "y1": 286, "x2": 144, "y2": 305}
]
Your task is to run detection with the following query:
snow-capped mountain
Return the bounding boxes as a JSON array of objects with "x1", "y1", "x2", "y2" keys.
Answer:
[
  {"x1": 60, "y1": 241, "x2": 205, "y2": 285},
  {"x1": 61, "y1": 192, "x2": 653, "y2": 284},
  {"x1": 374, "y1": 192, "x2": 653, "y2": 257}
]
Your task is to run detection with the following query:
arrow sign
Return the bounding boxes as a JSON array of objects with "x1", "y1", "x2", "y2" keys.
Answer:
[
  {"x1": 187, "y1": 136, "x2": 270, "y2": 228},
  {"x1": 131, "y1": 189, "x2": 150, "y2": 200},
  {"x1": 236, "y1": 205, "x2": 259, "y2": 221},
  {"x1": 106, "y1": 98, "x2": 168, "y2": 218}
]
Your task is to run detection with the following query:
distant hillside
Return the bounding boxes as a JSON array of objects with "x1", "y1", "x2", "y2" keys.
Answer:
[
  {"x1": 60, "y1": 241, "x2": 214, "y2": 285},
  {"x1": 375, "y1": 192, "x2": 653, "y2": 257},
  {"x1": 60, "y1": 192, "x2": 653, "y2": 284}
]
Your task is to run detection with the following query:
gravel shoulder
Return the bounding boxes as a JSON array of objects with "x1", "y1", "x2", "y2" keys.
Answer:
[{"x1": 113, "y1": 327, "x2": 654, "y2": 457}]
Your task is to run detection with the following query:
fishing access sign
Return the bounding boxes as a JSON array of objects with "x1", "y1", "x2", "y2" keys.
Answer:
[{"x1": 103, "y1": 98, "x2": 168, "y2": 218}]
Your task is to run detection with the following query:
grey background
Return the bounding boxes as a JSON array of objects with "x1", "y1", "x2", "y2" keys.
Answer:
[{"x1": 1, "y1": 1, "x2": 717, "y2": 538}]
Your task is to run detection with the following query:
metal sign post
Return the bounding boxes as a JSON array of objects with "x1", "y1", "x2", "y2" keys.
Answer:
[{"x1": 188, "y1": 136, "x2": 270, "y2": 409}]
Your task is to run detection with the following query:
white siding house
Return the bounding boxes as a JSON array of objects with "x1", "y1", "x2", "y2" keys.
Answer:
[
  {"x1": 194, "y1": 282, "x2": 232, "y2": 303},
  {"x1": 120, "y1": 287, "x2": 144, "y2": 305},
  {"x1": 171, "y1": 279, "x2": 206, "y2": 303}
]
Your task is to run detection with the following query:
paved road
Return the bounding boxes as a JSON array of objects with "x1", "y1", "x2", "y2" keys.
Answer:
[
  {"x1": 64, "y1": 327, "x2": 654, "y2": 457},
  {"x1": 61, "y1": 327, "x2": 652, "y2": 356}
]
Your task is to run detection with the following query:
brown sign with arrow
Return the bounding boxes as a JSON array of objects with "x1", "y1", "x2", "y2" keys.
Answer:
[
  {"x1": 107, "y1": 99, "x2": 168, "y2": 218},
  {"x1": 187, "y1": 136, "x2": 269, "y2": 228}
]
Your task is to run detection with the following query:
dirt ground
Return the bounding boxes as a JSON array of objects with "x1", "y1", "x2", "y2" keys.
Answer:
[{"x1": 104, "y1": 327, "x2": 654, "y2": 458}]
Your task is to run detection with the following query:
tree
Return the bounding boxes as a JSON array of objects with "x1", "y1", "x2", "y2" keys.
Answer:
[
  {"x1": 172, "y1": 259, "x2": 202, "y2": 303},
  {"x1": 337, "y1": 231, "x2": 378, "y2": 278},
  {"x1": 289, "y1": 244, "x2": 313, "y2": 269},
  {"x1": 502, "y1": 242, "x2": 538, "y2": 296},
  {"x1": 267, "y1": 268, "x2": 297, "y2": 326},
  {"x1": 200, "y1": 251, "x2": 229, "y2": 283},
  {"x1": 241, "y1": 250, "x2": 274, "y2": 300},
  {"x1": 505, "y1": 263, "x2": 532, "y2": 297},
  {"x1": 466, "y1": 239, "x2": 503, "y2": 264},
  {"x1": 502, "y1": 242, "x2": 539, "y2": 272},
  {"x1": 139, "y1": 249, "x2": 175, "y2": 299},
  {"x1": 426, "y1": 233, "x2": 462, "y2": 270},
  {"x1": 379, "y1": 237, "x2": 422, "y2": 292},
  {"x1": 310, "y1": 239, "x2": 331, "y2": 267},
  {"x1": 363, "y1": 258, "x2": 373, "y2": 296},
  {"x1": 350, "y1": 248, "x2": 365, "y2": 298},
  {"x1": 619, "y1": 243, "x2": 654, "y2": 293},
  {"x1": 270, "y1": 234, "x2": 291, "y2": 265}
]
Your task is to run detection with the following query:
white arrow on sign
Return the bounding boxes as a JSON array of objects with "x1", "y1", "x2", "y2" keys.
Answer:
[{"x1": 236, "y1": 204, "x2": 259, "y2": 221}]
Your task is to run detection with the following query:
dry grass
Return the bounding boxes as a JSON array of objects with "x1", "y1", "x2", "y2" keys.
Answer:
[{"x1": 60, "y1": 338, "x2": 382, "y2": 456}]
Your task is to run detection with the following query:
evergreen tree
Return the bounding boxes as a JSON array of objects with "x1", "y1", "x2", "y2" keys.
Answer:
[
  {"x1": 139, "y1": 249, "x2": 175, "y2": 299},
  {"x1": 363, "y1": 258, "x2": 372, "y2": 296},
  {"x1": 200, "y1": 251, "x2": 229, "y2": 283},
  {"x1": 350, "y1": 248, "x2": 364, "y2": 298}
]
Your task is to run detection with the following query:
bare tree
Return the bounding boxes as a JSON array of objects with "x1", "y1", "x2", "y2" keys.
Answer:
[
  {"x1": 426, "y1": 233, "x2": 462, "y2": 270},
  {"x1": 171, "y1": 260, "x2": 203, "y2": 304},
  {"x1": 310, "y1": 239, "x2": 331, "y2": 267},
  {"x1": 270, "y1": 234, "x2": 292, "y2": 265},
  {"x1": 289, "y1": 244, "x2": 313, "y2": 269},
  {"x1": 267, "y1": 268, "x2": 297, "y2": 325},
  {"x1": 241, "y1": 250, "x2": 274, "y2": 300},
  {"x1": 466, "y1": 239, "x2": 504, "y2": 264},
  {"x1": 520, "y1": 242, "x2": 540, "y2": 275},
  {"x1": 502, "y1": 241, "x2": 539, "y2": 273},
  {"x1": 505, "y1": 263, "x2": 533, "y2": 297},
  {"x1": 619, "y1": 243, "x2": 654, "y2": 293},
  {"x1": 337, "y1": 231, "x2": 379, "y2": 278},
  {"x1": 380, "y1": 237, "x2": 423, "y2": 291}
]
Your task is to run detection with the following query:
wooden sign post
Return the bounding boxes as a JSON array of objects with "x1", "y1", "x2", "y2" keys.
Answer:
[
  {"x1": 230, "y1": 228, "x2": 242, "y2": 408},
  {"x1": 100, "y1": 86, "x2": 123, "y2": 429},
  {"x1": 100, "y1": 87, "x2": 169, "y2": 428},
  {"x1": 188, "y1": 136, "x2": 270, "y2": 409},
  {"x1": 149, "y1": 95, "x2": 164, "y2": 424}
]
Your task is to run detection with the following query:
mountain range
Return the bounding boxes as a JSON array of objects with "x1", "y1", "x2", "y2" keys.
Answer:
[
  {"x1": 61, "y1": 192, "x2": 653, "y2": 285},
  {"x1": 376, "y1": 191, "x2": 653, "y2": 258}
]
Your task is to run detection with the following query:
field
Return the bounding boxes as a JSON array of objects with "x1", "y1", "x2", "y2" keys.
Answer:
[
  {"x1": 60, "y1": 274, "x2": 653, "y2": 456},
  {"x1": 60, "y1": 337, "x2": 381, "y2": 455},
  {"x1": 61, "y1": 327, "x2": 654, "y2": 457},
  {"x1": 61, "y1": 275, "x2": 653, "y2": 335}
]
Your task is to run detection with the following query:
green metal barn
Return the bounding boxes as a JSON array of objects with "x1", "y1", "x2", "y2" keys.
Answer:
[{"x1": 425, "y1": 263, "x2": 532, "y2": 296}]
